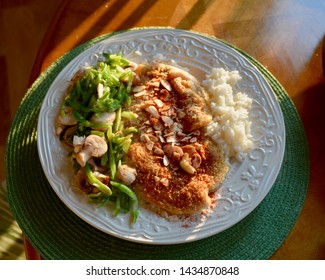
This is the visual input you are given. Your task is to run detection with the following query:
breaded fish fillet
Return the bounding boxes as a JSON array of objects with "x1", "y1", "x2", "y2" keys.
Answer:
[{"x1": 126, "y1": 62, "x2": 229, "y2": 215}]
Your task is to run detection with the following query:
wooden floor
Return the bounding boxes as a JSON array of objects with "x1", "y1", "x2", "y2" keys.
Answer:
[{"x1": 0, "y1": 0, "x2": 62, "y2": 182}]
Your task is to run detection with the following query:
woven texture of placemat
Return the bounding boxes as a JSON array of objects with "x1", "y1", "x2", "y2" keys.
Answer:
[{"x1": 6, "y1": 29, "x2": 309, "y2": 260}]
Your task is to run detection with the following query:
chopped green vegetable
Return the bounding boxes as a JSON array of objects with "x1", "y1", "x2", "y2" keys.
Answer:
[
  {"x1": 59, "y1": 52, "x2": 140, "y2": 223},
  {"x1": 113, "y1": 107, "x2": 122, "y2": 133},
  {"x1": 110, "y1": 181, "x2": 139, "y2": 223},
  {"x1": 108, "y1": 141, "x2": 116, "y2": 180},
  {"x1": 84, "y1": 163, "x2": 112, "y2": 196},
  {"x1": 114, "y1": 194, "x2": 121, "y2": 217},
  {"x1": 90, "y1": 130, "x2": 105, "y2": 138},
  {"x1": 121, "y1": 111, "x2": 138, "y2": 119},
  {"x1": 60, "y1": 52, "x2": 133, "y2": 128},
  {"x1": 123, "y1": 127, "x2": 138, "y2": 135}
]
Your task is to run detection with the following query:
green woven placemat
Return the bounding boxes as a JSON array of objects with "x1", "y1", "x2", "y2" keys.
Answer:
[{"x1": 6, "y1": 29, "x2": 309, "y2": 260}]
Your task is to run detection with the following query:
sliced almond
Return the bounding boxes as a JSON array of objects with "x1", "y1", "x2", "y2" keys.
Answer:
[
  {"x1": 163, "y1": 155, "x2": 170, "y2": 166},
  {"x1": 145, "y1": 105, "x2": 160, "y2": 118},
  {"x1": 148, "y1": 134, "x2": 159, "y2": 142},
  {"x1": 164, "y1": 132, "x2": 175, "y2": 137},
  {"x1": 170, "y1": 123, "x2": 183, "y2": 133},
  {"x1": 159, "y1": 135, "x2": 166, "y2": 143},
  {"x1": 140, "y1": 133, "x2": 151, "y2": 143},
  {"x1": 153, "y1": 146, "x2": 164, "y2": 156},
  {"x1": 148, "y1": 81, "x2": 160, "y2": 88},
  {"x1": 154, "y1": 99, "x2": 164, "y2": 108},
  {"x1": 161, "y1": 116, "x2": 174, "y2": 127},
  {"x1": 134, "y1": 91, "x2": 147, "y2": 97},
  {"x1": 181, "y1": 136, "x2": 192, "y2": 142},
  {"x1": 166, "y1": 108, "x2": 175, "y2": 117},
  {"x1": 146, "y1": 141, "x2": 154, "y2": 151},
  {"x1": 132, "y1": 85, "x2": 146, "y2": 92},
  {"x1": 177, "y1": 123, "x2": 184, "y2": 129},
  {"x1": 160, "y1": 79, "x2": 172, "y2": 91},
  {"x1": 160, "y1": 178, "x2": 169, "y2": 187},
  {"x1": 177, "y1": 131, "x2": 186, "y2": 136},
  {"x1": 166, "y1": 135, "x2": 177, "y2": 143}
]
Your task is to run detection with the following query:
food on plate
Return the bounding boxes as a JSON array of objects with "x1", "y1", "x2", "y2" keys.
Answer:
[
  {"x1": 124, "y1": 62, "x2": 229, "y2": 215},
  {"x1": 203, "y1": 68, "x2": 253, "y2": 160},
  {"x1": 56, "y1": 53, "x2": 140, "y2": 222},
  {"x1": 56, "y1": 52, "x2": 252, "y2": 222}
]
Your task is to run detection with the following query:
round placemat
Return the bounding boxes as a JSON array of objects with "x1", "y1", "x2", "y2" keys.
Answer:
[{"x1": 6, "y1": 28, "x2": 309, "y2": 260}]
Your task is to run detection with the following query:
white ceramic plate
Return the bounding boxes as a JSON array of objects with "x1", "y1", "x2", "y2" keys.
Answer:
[{"x1": 37, "y1": 28, "x2": 285, "y2": 244}]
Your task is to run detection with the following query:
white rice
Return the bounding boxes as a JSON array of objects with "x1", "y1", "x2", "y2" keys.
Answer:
[{"x1": 203, "y1": 68, "x2": 253, "y2": 160}]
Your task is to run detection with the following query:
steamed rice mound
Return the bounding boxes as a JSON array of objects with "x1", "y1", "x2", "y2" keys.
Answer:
[{"x1": 203, "y1": 68, "x2": 253, "y2": 160}]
